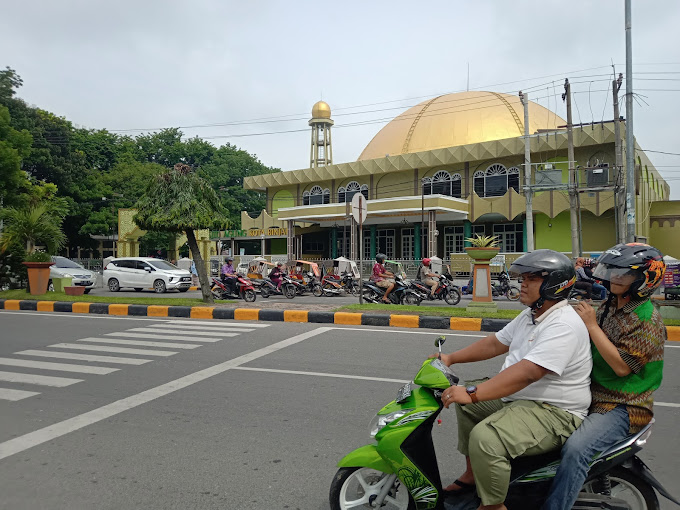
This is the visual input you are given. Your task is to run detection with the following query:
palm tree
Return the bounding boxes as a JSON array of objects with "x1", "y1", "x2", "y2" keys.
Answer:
[
  {"x1": 0, "y1": 204, "x2": 66, "y2": 254},
  {"x1": 134, "y1": 163, "x2": 230, "y2": 303}
]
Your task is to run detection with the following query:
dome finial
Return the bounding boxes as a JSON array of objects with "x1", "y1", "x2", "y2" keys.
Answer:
[{"x1": 312, "y1": 100, "x2": 331, "y2": 119}]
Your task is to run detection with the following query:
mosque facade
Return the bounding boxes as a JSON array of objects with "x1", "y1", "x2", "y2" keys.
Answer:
[{"x1": 229, "y1": 91, "x2": 676, "y2": 261}]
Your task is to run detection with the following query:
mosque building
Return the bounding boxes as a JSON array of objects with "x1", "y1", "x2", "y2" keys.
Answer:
[{"x1": 225, "y1": 91, "x2": 678, "y2": 262}]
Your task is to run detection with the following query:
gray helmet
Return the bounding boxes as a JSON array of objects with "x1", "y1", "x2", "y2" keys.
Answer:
[
  {"x1": 376, "y1": 253, "x2": 386, "y2": 263},
  {"x1": 510, "y1": 249, "x2": 576, "y2": 303}
]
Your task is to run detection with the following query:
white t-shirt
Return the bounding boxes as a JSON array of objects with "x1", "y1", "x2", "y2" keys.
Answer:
[{"x1": 495, "y1": 300, "x2": 592, "y2": 418}]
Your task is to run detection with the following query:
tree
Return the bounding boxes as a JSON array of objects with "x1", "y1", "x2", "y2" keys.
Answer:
[
  {"x1": 0, "y1": 203, "x2": 67, "y2": 254},
  {"x1": 133, "y1": 163, "x2": 230, "y2": 303},
  {"x1": 0, "y1": 105, "x2": 32, "y2": 207}
]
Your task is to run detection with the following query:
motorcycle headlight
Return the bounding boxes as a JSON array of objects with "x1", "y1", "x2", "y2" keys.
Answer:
[{"x1": 368, "y1": 409, "x2": 415, "y2": 438}]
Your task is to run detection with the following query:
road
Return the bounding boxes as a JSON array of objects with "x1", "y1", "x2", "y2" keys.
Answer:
[{"x1": 0, "y1": 310, "x2": 678, "y2": 509}]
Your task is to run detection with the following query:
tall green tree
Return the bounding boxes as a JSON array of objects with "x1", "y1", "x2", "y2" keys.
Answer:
[
  {"x1": 0, "y1": 104, "x2": 32, "y2": 207},
  {"x1": 134, "y1": 163, "x2": 230, "y2": 303}
]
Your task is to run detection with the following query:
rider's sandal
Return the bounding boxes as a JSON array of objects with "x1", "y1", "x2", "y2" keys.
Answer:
[{"x1": 442, "y1": 479, "x2": 476, "y2": 494}]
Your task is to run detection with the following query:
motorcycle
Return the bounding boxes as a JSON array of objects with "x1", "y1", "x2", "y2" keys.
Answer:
[
  {"x1": 321, "y1": 273, "x2": 346, "y2": 297},
  {"x1": 411, "y1": 274, "x2": 462, "y2": 305},
  {"x1": 491, "y1": 270, "x2": 520, "y2": 301},
  {"x1": 461, "y1": 271, "x2": 520, "y2": 301},
  {"x1": 330, "y1": 336, "x2": 679, "y2": 510},
  {"x1": 362, "y1": 275, "x2": 422, "y2": 305},
  {"x1": 340, "y1": 272, "x2": 361, "y2": 296},
  {"x1": 259, "y1": 275, "x2": 297, "y2": 299},
  {"x1": 210, "y1": 276, "x2": 256, "y2": 302}
]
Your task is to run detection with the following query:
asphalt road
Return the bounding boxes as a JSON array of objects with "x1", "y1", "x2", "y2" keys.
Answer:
[{"x1": 0, "y1": 311, "x2": 678, "y2": 509}]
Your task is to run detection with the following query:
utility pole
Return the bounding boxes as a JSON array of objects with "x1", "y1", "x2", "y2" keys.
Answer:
[
  {"x1": 625, "y1": 0, "x2": 636, "y2": 242},
  {"x1": 612, "y1": 73, "x2": 625, "y2": 244},
  {"x1": 563, "y1": 79, "x2": 580, "y2": 258},
  {"x1": 519, "y1": 91, "x2": 534, "y2": 251}
]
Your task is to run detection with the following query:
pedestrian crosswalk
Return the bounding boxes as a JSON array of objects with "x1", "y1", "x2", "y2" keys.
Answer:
[{"x1": 0, "y1": 320, "x2": 268, "y2": 402}]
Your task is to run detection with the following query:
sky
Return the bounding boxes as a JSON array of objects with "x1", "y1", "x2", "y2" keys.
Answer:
[{"x1": 2, "y1": 0, "x2": 680, "y2": 199}]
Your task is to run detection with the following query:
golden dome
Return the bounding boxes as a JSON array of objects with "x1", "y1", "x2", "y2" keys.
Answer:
[
  {"x1": 311, "y1": 100, "x2": 332, "y2": 119},
  {"x1": 357, "y1": 91, "x2": 566, "y2": 160}
]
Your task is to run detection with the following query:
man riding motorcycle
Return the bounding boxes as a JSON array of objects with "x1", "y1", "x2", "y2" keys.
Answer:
[
  {"x1": 220, "y1": 257, "x2": 237, "y2": 296},
  {"x1": 436, "y1": 249, "x2": 591, "y2": 510},
  {"x1": 418, "y1": 257, "x2": 440, "y2": 299}
]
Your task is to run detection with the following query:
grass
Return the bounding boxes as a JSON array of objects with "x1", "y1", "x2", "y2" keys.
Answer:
[
  {"x1": 664, "y1": 319, "x2": 680, "y2": 326},
  {"x1": 0, "y1": 289, "x2": 232, "y2": 307},
  {"x1": 335, "y1": 303, "x2": 523, "y2": 320}
]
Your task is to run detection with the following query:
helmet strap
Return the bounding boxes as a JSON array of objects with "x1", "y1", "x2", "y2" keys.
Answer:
[
  {"x1": 530, "y1": 297, "x2": 545, "y2": 324},
  {"x1": 598, "y1": 291, "x2": 617, "y2": 327}
]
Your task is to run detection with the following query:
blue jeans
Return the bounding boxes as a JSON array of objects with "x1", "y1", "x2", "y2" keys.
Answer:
[
  {"x1": 592, "y1": 282, "x2": 607, "y2": 300},
  {"x1": 541, "y1": 405, "x2": 630, "y2": 510}
]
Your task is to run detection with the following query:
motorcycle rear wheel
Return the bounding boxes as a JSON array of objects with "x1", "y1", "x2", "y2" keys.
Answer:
[
  {"x1": 284, "y1": 284, "x2": 296, "y2": 299},
  {"x1": 506, "y1": 286, "x2": 521, "y2": 301},
  {"x1": 362, "y1": 289, "x2": 379, "y2": 303},
  {"x1": 242, "y1": 289, "x2": 256, "y2": 302},
  {"x1": 260, "y1": 286, "x2": 270, "y2": 298},
  {"x1": 323, "y1": 282, "x2": 338, "y2": 297},
  {"x1": 211, "y1": 287, "x2": 223, "y2": 300},
  {"x1": 329, "y1": 467, "x2": 415, "y2": 510},
  {"x1": 401, "y1": 293, "x2": 421, "y2": 306},
  {"x1": 312, "y1": 284, "x2": 323, "y2": 297},
  {"x1": 582, "y1": 467, "x2": 659, "y2": 510}
]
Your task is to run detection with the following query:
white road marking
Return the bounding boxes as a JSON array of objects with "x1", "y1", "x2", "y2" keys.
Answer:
[
  {"x1": 136, "y1": 326, "x2": 254, "y2": 334},
  {"x1": 104, "y1": 332, "x2": 228, "y2": 342},
  {"x1": 232, "y1": 366, "x2": 409, "y2": 384},
  {"x1": 14, "y1": 350, "x2": 152, "y2": 365},
  {"x1": 665, "y1": 344, "x2": 680, "y2": 349},
  {"x1": 656, "y1": 402, "x2": 680, "y2": 408},
  {"x1": 49, "y1": 343, "x2": 177, "y2": 357},
  {"x1": 0, "y1": 388, "x2": 41, "y2": 401},
  {"x1": 0, "y1": 358, "x2": 118, "y2": 375},
  {"x1": 77, "y1": 337, "x2": 199, "y2": 349},
  {"x1": 0, "y1": 327, "x2": 330, "y2": 461},
  {"x1": 0, "y1": 371, "x2": 82, "y2": 387}
]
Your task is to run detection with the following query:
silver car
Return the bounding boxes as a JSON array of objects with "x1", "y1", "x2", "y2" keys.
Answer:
[{"x1": 50, "y1": 256, "x2": 97, "y2": 293}]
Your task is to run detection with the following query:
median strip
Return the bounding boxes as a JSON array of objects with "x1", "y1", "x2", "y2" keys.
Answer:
[{"x1": 1, "y1": 298, "x2": 680, "y2": 337}]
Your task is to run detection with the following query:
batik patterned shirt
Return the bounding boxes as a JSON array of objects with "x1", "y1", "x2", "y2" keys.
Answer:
[{"x1": 591, "y1": 298, "x2": 666, "y2": 433}]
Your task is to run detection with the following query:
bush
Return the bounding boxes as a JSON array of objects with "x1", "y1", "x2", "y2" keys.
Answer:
[{"x1": 24, "y1": 251, "x2": 52, "y2": 262}]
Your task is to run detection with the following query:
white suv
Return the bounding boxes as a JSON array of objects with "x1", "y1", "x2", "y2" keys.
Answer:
[{"x1": 104, "y1": 258, "x2": 192, "y2": 293}]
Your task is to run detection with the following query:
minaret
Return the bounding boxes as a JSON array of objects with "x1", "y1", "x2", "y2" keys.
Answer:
[{"x1": 309, "y1": 100, "x2": 334, "y2": 168}]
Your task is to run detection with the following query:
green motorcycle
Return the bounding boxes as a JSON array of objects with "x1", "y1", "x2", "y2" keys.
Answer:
[{"x1": 330, "y1": 337, "x2": 679, "y2": 510}]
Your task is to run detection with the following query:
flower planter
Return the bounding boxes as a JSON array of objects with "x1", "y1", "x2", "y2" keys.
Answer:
[
  {"x1": 22, "y1": 261, "x2": 55, "y2": 295},
  {"x1": 64, "y1": 286, "x2": 86, "y2": 296},
  {"x1": 465, "y1": 247, "x2": 500, "y2": 261}
]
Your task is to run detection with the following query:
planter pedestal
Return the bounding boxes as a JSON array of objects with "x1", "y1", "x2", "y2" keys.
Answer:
[
  {"x1": 22, "y1": 261, "x2": 55, "y2": 296},
  {"x1": 465, "y1": 248, "x2": 499, "y2": 313}
]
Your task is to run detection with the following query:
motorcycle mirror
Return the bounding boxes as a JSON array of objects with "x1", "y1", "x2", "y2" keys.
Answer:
[{"x1": 434, "y1": 336, "x2": 446, "y2": 348}]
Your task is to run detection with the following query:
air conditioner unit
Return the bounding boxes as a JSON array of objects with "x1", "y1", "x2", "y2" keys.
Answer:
[
  {"x1": 535, "y1": 169, "x2": 562, "y2": 188},
  {"x1": 586, "y1": 165, "x2": 609, "y2": 187}
]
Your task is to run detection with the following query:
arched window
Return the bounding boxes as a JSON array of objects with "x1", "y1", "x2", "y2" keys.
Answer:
[
  {"x1": 473, "y1": 171, "x2": 485, "y2": 196},
  {"x1": 507, "y1": 167, "x2": 520, "y2": 193},
  {"x1": 422, "y1": 171, "x2": 462, "y2": 197},
  {"x1": 305, "y1": 185, "x2": 329, "y2": 206},
  {"x1": 473, "y1": 164, "x2": 521, "y2": 197},
  {"x1": 339, "y1": 181, "x2": 368, "y2": 203}
]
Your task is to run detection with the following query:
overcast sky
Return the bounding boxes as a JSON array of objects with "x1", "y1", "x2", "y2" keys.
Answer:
[{"x1": 2, "y1": 1, "x2": 679, "y2": 199}]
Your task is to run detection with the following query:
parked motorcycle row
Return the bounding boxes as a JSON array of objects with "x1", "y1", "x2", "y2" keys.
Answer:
[{"x1": 210, "y1": 261, "x2": 525, "y2": 306}]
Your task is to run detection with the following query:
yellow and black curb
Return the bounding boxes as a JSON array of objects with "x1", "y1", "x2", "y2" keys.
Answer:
[{"x1": 2, "y1": 299, "x2": 679, "y2": 339}]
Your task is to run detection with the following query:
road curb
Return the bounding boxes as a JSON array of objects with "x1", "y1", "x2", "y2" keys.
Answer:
[{"x1": 2, "y1": 298, "x2": 680, "y2": 338}]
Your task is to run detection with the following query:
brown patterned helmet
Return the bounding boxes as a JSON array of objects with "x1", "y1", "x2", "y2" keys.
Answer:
[{"x1": 593, "y1": 243, "x2": 665, "y2": 298}]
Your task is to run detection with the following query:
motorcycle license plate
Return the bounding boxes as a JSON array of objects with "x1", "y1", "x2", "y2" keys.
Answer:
[{"x1": 396, "y1": 382, "x2": 412, "y2": 403}]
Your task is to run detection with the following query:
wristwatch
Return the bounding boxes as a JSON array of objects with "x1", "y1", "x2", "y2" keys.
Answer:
[{"x1": 465, "y1": 385, "x2": 479, "y2": 404}]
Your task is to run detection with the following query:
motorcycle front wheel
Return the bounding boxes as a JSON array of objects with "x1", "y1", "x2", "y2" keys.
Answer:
[
  {"x1": 444, "y1": 287, "x2": 461, "y2": 305},
  {"x1": 242, "y1": 289, "x2": 256, "y2": 302},
  {"x1": 329, "y1": 467, "x2": 415, "y2": 510},
  {"x1": 312, "y1": 284, "x2": 323, "y2": 297},
  {"x1": 582, "y1": 467, "x2": 659, "y2": 510},
  {"x1": 284, "y1": 284, "x2": 296, "y2": 299},
  {"x1": 323, "y1": 282, "x2": 338, "y2": 297},
  {"x1": 506, "y1": 286, "x2": 521, "y2": 301}
]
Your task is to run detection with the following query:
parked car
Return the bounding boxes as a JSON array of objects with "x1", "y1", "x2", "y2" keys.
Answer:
[
  {"x1": 104, "y1": 257, "x2": 192, "y2": 293},
  {"x1": 50, "y1": 256, "x2": 97, "y2": 294}
]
